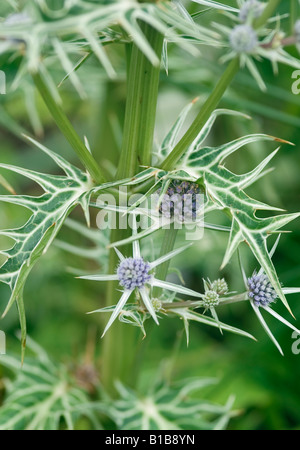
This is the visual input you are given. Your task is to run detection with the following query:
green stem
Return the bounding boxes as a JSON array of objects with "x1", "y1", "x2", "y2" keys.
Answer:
[
  {"x1": 116, "y1": 22, "x2": 164, "y2": 176},
  {"x1": 254, "y1": 0, "x2": 282, "y2": 29},
  {"x1": 153, "y1": 224, "x2": 178, "y2": 297},
  {"x1": 101, "y1": 23, "x2": 163, "y2": 395},
  {"x1": 160, "y1": 57, "x2": 240, "y2": 171},
  {"x1": 290, "y1": 0, "x2": 298, "y2": 34},
  {"x1": 32, "y1": 71, "x2": 106, "y2": 185}
]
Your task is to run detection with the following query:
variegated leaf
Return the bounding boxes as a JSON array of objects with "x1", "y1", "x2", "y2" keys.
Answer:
[
  {"x1": 0, "y1": 137, "x2": 95, "y2": 355},
  {"x1": 184, "y1": 133, "x2": 299, "y2": 313},
  {"x1": 0, "y1": 337, "x2": 101, "y2": 430},
  {"x1": 106, "y1": 378, "x2": 235, "y2": 430}
]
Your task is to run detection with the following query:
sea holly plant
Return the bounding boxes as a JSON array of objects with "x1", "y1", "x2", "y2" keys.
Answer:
[
  {"x1": 96, "y1": 105, "x2": 299, "y2": 316},
  {"x1": 0, "y1": 0, "x2": 300, "y2": 431}
]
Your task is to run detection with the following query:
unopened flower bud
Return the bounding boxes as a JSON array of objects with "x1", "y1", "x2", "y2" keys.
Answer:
[
  {"x1": 203, "y1": 290, "x2": 220, "y2": 308},
  {"x1": 211, "y1": 278, "x2": 228, "y2": 295},
  {"x1": 152, "y1": 298, "x2": 162, "y2": 312}
]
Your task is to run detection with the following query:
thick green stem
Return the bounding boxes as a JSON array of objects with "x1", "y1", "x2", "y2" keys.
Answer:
[
  {"x1": 116, "y1": 22, "x2": 164, "y2": 176},
  {"x1": 153, "y1": 225, "x2": 178, "y2": 297},
  {"x1": 101, "y1": 23, "x2": 163, "y2": 394},
  {"x1": 290, "y1": 0, "x2": 298, "y2": 34},
  {"x1": 32, "y1": 71, "x2": 106, "y2": 185}
]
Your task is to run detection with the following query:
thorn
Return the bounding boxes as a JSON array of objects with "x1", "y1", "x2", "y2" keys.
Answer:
[{"x1": 270, "y1": 136, "x2": 295, "y2": 146}]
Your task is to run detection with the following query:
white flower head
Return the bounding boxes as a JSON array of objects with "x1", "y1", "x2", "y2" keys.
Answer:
[
  {"x1": 239, "y1": 0, "x2": 265, "y2": 23},
  {"x1": 230, "y1": 24, "x2": 258, "y2": 54}
]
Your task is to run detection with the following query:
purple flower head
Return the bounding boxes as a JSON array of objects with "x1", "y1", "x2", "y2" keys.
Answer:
[
  {"x1": 117, "y1": 257, "x2": 151, "y2": 291},
  {"x1": 156, "y1": 180, "x2": 201, "y2": 222},
  {"x1": 247, "y1": 271, "x2": 278, "y2": 307}
]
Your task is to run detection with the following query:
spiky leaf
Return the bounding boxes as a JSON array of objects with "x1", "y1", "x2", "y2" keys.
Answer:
[
  {"x1": 184, "y1": 132, "x2": 299, "y2": 313},
  {"x1": 0, "y1": 338, "x2": 101, "y2": 430},
  {"x1": 0, "y1": 137, "x2": 95, "y2": 354},
  {"x1": 106, "y1": 378, "x2": 235, "y2": 430}
]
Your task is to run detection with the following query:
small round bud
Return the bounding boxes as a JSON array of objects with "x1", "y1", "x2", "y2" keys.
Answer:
[
  {"x1": 230, "y1": 24, "x2": 258, "y2": 54},
  {"x1": 211, "y1": 278, "x2": 228, "y2": 295},
  {"x1": 239, "y1": 0, "x2": 265, "y2": 23},
  {"x1": 203, "y1": 290, "x2": 220, "y2": 308},
  {"x1": 152, "y1": 298, "x2": 162, "y2": 312}
]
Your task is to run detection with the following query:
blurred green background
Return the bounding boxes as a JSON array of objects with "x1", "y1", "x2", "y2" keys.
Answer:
[{"x1": 0, "y1": 0, "x2": 300, "y2": 430}]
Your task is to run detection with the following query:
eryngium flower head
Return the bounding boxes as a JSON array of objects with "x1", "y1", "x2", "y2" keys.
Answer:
[
  {"x1": 211, "y1": 278, "x2": 228, "y2": 295},
  {"x1": 157, "y1": 180, "x2": 201, "y2": 222},
  {"x1": 295, "y1": 20, "x2": 300, "y2": 43},
  {"x1": 239, "y1": 0, "x2": 265, "y2": 23},
  {"x1": 117, "y1": 257, "x2": 151, "y2": 291},
  {"x1": 203, "y1": 290, "x2": 220, "y2": 308},
  {"x1": 230, "y1": 24, "x2": 258, "y2": 54},
  {"x1": 247, "y1": 272, "x2": 278, "y2": 307}
]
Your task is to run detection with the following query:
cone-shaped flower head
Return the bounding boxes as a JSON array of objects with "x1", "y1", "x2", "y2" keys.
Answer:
[
  {"x1": 117, "y1": 257, "x2": 151, "y2": 290},
  {"x1": 247, "y1": 272, "x2": 278, "y2": 307},
  {"x1": 157, "y1": 180, "x2": 201, "y2": 222}
]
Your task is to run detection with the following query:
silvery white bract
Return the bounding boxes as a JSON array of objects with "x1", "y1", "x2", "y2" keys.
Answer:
[{"x1": 79, "y1": 216, "x2": 205, "y2": 336}]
